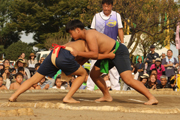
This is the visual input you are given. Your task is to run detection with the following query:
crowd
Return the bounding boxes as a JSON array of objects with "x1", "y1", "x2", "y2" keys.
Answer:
[{"x1": 0, "y1": 45, "x2": 180, "y2": 91}]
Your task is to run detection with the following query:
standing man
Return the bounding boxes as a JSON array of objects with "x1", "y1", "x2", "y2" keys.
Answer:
[
  {"x1": 162, "y1": 50, "x2": 178, "y2": 82},
  {"x1": 146, "y1": 45, "x2": 159, "y2": 74},
  {"x1": 86, "y1": 0, "x2": 124, "y2": 91}
]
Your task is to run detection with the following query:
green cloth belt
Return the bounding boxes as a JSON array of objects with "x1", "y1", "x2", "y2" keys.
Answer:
[{"x1": 100, "y1": 41, "x2": 120, "y2": 74}]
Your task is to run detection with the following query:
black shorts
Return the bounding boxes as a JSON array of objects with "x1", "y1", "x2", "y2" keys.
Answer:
[
  {"x1": 37, "y1": 49, "x2": 80, "y2": 77},
  {"x1": 95, "y1": 43, "x2": 131, "y2": 74}
]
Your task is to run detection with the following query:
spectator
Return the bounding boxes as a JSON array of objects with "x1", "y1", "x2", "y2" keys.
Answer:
[
  {"x1": 161, "y1": 53, "x2": 166, "y2": 62},
  {"x1": 157, "y1": 75, "x2": 171, "y2": 89},
  {"x1": 2, "y1": 66, "x2": 11, "y2": 89},
  {"x1": 9, "y1": 68, "x2": 16, "y2": 83},
  {"x1": 136, "y1": 56, "x2": 144, "y2": 78},
  {"x1": 20, "y1": 52, "x2": 28, "y2": 67},
  {"x1": 0, "y1": 63, "x2": 4, "y2": 76},
  {"x1": 146, "y1": 45, "x2": 159, "y2": 74},
  {"x1": 29, "y1": 83, "x2": 41, "y2": 90},
  {"x1": 34, "y1": 63, "x2": 41, "y2": 73},
  {"x1": 39, "y1": 57, "x2": 45, "y2": 64},
  {"x1": 150, "y1": 58, "x2": 165, "y2": 81},
  {"x1": 0, "y1": 75, "x2": 7, "y2": 90},
  {"x1": 52, "y1": 75, "x2": 69, "y2": 90},
  {"x1": 28, "y1": 53, "x2": 38, "y2": 76},
  {"x1": 162, "y1": 49, "x2": 178, "y2": 82},
  {"x1": 18, "y1": 67, "x2": 28, "y2": 82},
  {"x1": 100, "y1": 73, "x2": 111, "y2": 90},
  {"x1": 79, "y1": 68, "x2": 89, "y2": 90},
  {"x1": 9, "y1": 72, "x2": 23, "y2": 90},
  {"x1": 38, "y1": 77, "x2": 51, "y2": 90},
  {"x1": 15, "y1": 59, "x2": 31, "y2": 79},
  {"x1": 147, "y1": 74, "x2": 158, "y2": 90},
  {"x1": 139, "y1": 73, "x2": 149, "y2": 87}
]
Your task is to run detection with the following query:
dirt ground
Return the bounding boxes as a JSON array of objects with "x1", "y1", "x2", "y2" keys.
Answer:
[{"x1": 0, "y1": 90, "x2": 180, "y2": 120}]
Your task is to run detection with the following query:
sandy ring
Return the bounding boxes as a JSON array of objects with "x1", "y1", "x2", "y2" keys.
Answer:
[
  {"x1": 0, "y1": 102, "x2": 180, "y2": 114},
  {"x1": 0, "y1": 108, "x2": 34, "y2": 117}
]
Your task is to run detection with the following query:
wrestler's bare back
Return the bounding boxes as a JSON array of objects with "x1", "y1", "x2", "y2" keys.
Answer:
[
  {"x1": 84, "y1": 30, "x2": 116, "y2": 54},
  {"x1": 64, "y1": 40, "x2": 89, "y2": 64}
]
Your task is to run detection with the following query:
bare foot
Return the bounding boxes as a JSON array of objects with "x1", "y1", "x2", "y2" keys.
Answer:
[
  {"x1": 95, "y1": 96, "x2": 113, "y2": 102},
  {"x1": 144, "y1": 98, "x2": 158, "y2": 105},
  {"x1": 8, "y1": 97, "x2": 17, "y2": 102},
  {"x1": 63, "y1": 98, "x2": 80, "y2": 103}
]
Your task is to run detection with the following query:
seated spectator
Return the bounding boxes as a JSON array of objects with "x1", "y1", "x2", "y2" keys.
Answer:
[
  {"x1": 34, "y1": 63, "x2": 41, "y2": 73},
  {"x1": 157, "y1": 75, "x2": 171, "y2": 89},
  {"x1": 9, "y1": 72, "x2": 23, "y2": 90},
  {"x1": 15, "y1": 59, "x2": 31, "y2": 79},
  {"x1": 0, "y1": 75, "x2": 7, "y2": 90},
  {"x1": 150, "y1": 69, "x2": 161, "y2": 84},
  {"x1": 69, "y1": 75, "x2": 76, "y2": 87},
  {"x1": 52, "y1": 75, "x2": 69, "y2": 89},
  {"x1": 0, "y1": 63, "x2": 4, "y2": 76},
  {"x1": 170, "y1": 75, "x2": 179, "y2": 91},
  {"x1": 150, "y1": 58, "x2": 165, "y2": 81},
  {"x1": 79, "y1": 68, "x2": 89, "y2": 90},
  {"x1": 18, "y1": 67, "x2": 28, "y2": 82},
  {"x1": 38, "y1": 77, "x2": 51, "y2": 90},
  {"x1": 2, "y1": 66, "x2": 11, "y2": 89},
  {"x1": 147, "y1": 74, "x2": 158, "y2": 90},
  {"x1": 139, "y1": 73, "x2": 149, "y2": 87},
  {"x1": 100, "y1": 73, "x2": 111, "y2": 90},
  {"x1": 9, "y1": 68, "x2": 16, "y2": 83},
  {"x1": 29, "y1": 83, "x2": 41, "y2": 90},
  {"x1": 3, "y1": 59, "x2": 12, "y2": 69},
  {"x1": 39, "y1": 57, "x2": 45, "y2": 64}
]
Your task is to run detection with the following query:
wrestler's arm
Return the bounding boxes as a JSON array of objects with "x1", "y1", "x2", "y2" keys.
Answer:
[
  {"x1": 75, "y1": 56, "x2": 89, "y2": 65},
  {"x1": 77, "y1": 34, "x2": 99, "y2": 59}
]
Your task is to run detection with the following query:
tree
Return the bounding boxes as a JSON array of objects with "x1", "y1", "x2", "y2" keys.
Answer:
[
  {"x1": 5, "y1": 41, "x2": 34, "y2": 60},
  {"x1": 8, "y1": 0, "x2": 89, "y2": 47},
  {"x1": 0, "y1": 0, "x2": 20, "y2": 49}
]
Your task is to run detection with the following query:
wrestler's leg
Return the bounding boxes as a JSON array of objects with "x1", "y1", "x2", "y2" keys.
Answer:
[
  {"x1": 90, "y1": 65, "x2": 112, "y2": 102},
  {"x1": 63, "y1": 65, "x2": 86, "y2": 103},
  {"x1": 9, "y1": 72, "x2": 44, "y2": 102},
  {"x1": 120, "y1": 70, "x2": 158, "y2": 105}
]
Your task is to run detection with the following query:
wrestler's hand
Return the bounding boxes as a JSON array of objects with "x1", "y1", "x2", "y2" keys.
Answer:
[
  {"x1": 70, "y1": 48, "x2": 78, "y2": 57},
  {"x1": 108, "y1": 50, "x2": 115, "y2": 59}
]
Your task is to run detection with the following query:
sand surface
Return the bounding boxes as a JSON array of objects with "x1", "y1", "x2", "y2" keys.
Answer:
[{"x1": 0, "y1": 90, "x2": 180, "y2": 120}]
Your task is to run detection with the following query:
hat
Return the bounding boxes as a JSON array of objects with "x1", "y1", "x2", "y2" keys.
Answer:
[
  {"x1": 29, "y1": 53, "x2": 36, "y2": 58},
  {"x1": 150, "y1": 45, "x2": 155, "y2": 48},
  {"x1": 140, "y1": 73, "x2": 149, "y2": 79},
  {"x1": 15, "y1": 59, "x2": 27, "y2": 68},
  {"x1": 155, "y1": 58, "x2": 161, "y2": 62}
]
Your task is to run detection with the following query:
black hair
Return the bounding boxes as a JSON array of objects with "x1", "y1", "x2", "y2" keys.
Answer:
[
  {"x1": 101, "y1": 74, "x2": 108, "y2": 78},
  {"x1": 15, "y1": 72, "x2": 23, "y2": 78},
  {"x1": 35, "y1": 63, "x2": 41, "y2": 69},
  {"x1": 0, "y1": 75, "x2": 3, "y2": 79},
  {"x1": 102, "y1": 0, "x2": 113, "y2": 5},
  {"x1": 10, "y1": 68, "x2": 16, "y2": 73},
  {"x1": 66, "y1": 19, "x2": 85, "y2": 33},
  {"x1": 167, "y1": 49, "x2": 173, "y2": 53},
  {"x1": 18, "y1": 67, "x2": 24, "y2": 72},
  {"x1": 3, "y1": 59, "x2": 10, "y2": 63},
  {"x1": 85, "y1": 68, "x2": 90, "y2": 75}
]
